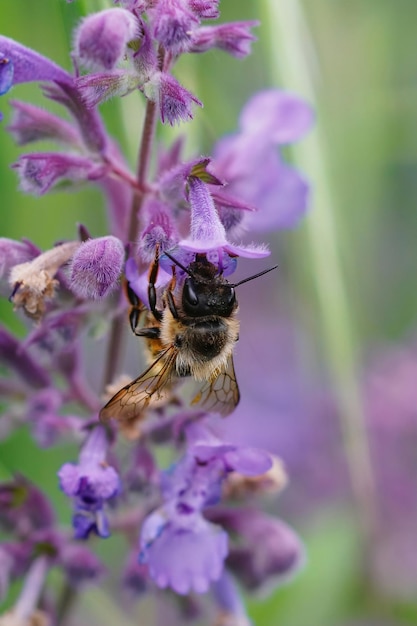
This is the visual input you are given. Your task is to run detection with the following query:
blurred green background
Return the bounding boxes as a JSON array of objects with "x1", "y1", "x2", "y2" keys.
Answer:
[{"x1": 1, "y1": 0, "x2": 417, "y2": 624}]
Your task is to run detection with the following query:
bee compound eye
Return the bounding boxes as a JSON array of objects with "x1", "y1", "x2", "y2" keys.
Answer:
[{"x1": 184, "y1": 279, "x2": 199, "y2": 306}]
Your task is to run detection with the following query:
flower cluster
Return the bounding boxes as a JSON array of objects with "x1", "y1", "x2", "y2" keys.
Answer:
[{"x1": 0, "y1": 1, "x2": 312, "y2": 624}]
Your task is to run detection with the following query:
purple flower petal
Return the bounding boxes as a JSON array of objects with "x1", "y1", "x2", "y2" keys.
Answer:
[
  {"x1": 144, "y1": 519, "x2": 228, "y2": 594},
  {"x1": 239, "y1": 89, "x2": 314, "y2": 144},
  {"x1": 179, "y1": 176, "x2": 269, "y2": 259},
  {"x1": 0, "y1": 36, "x2": 72, "y2": 86}
]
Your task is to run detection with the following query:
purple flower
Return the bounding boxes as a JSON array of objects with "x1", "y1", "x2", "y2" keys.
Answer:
[
  {"x1": 0, "y1": 36, "x2": 71, "y2": 87},
  {"x1": 150, "y1": 0, "x2": 198, "y2": 55},
  {"x1": 122, "y1": 551, "x2": 148, "y2": 596},
  {"x1": 125, "y1": 255, "x2": 172, "y2": 310},
  {"x1": 137, "y1": 197, "x2": 180, "y2": 262},
  {"x1": 144, "y1": 71, "x2": 202, "y2": 126},
  {"x1": 69, "y1": 236, "x2": 125, "y2": 300},
  {"x1": 26, "y1": 388, "x2": 83, "y2": 448},
  {"x1": 75, "y1": 70, "x2": 140, "y2": 108},
  {"x1": 190, "y1": 21, "x2": 258, "y2": 58},
  {"x1": 212, "y1": 90, "x2": 314, "y2": 232},
  {"x1": 178, "y1": 175, "x2": 270, "y2": 260},
  {"x1": 58, "y1": 426, "x2": 120, "y2": 539},
  {"x1": 7, "y1": 100, "x2": 82, "y2": 147},
  {"x1": 141, "y1": 512, "x2": 228, "y2": 594},
  {"x1": 211, "y1": 571, "x2": 251, "y2": 626},
  {"x1": 139, "y1": 424, "x2": 271, "y2": 593},
  {"x1": 211, "y1": 508, "x2": 305, "y2": 593},
  {"x1": 12, "y1": 152, "x2": 107, "y2": 195},
  {"x1": 60, "y1": 543, "x2": 106, "y2": 588},
  {"x1": 0, "y1": 477, "x2": 55, "y2": 537},
  {"x1": 74, "y1": 8, "x2": 139, "y2": 71}
]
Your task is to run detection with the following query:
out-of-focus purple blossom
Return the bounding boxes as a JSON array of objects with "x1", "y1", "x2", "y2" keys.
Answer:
[
  {"x1": 150, "y1": 0, "x2": 198, "y2": 55},
  {"x1": 212, "y1": 90, "x2": 314, "y2": 232},
  {"x1": 122, "y1": 551, "x2": 148, "y2": 596},
  {"x1": 211, "y1": 507, "x2": 304, "y2": 593},
  {"x1": 140, "y1": 424, "x2": 271, "y2": 594},
  {"x1": 58, "y1": 426, "x2": 120, "y2": 539},
  {"x1": 140, "y1": 509, "x2": 228, "y2": 594},
  {"x1": 69, "y1": 236, "x2": 125, "y2": 300},
  {"x1": 124, "y1": 443, "x2": 158, "y2": 494},
  {"x1": 211, "y1": 571, "x2": 251, "y2": 626},
  {"x1": 361, "y1": 343, "x2": 417, "y2": 598},
  {"x1": 26, "y1": 388, "x2": 83, "y2": 448},
  {"x1": 13, "y1": 152, "x2": 107, "y2": 195},
  {"x1": 190, "y1": 21, "x2": 258, "y2": 58},
  {"x1": 185, "y1": 422, "x2": 272, "y2": 477},
  {"x1": 0, "y1": 477, "x2": 55, "y2": 537},
  {"x1": 7, "y1": 100, "x2": 82, "y2": 147},
  {"x1": 74, "y1": 8, "x2": 139, "y2": 71},
  {"x1": 0, "y1": 328, "x2": 51, "y2": 389},
  {"x1": 144, "y1": 71, "x2": 202, "y2": 126},
  {"x1": 60, "y1": 543, "x2": 106, "y2": 588}
]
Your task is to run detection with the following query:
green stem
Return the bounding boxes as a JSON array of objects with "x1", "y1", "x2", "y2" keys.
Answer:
[{"x1": 261, "y1": 0, "x2": 377, "y2": 544}]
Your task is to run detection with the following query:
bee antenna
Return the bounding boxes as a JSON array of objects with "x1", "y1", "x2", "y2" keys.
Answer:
[
  {"x1": 230, "y1": 265, "x2": 278, "y2": 288},
  {"x1": 162, "y1": 250, "x2": 195, "y2": 277}
]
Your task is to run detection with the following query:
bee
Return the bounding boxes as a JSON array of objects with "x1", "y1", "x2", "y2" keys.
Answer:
[{"x1": 99, "y1": 249, "x2": 276, "y2": 430}]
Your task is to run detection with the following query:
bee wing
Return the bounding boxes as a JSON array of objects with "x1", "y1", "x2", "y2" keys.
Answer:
[
  {"x1": 99, "y1": 346, "x2": 178, "y2": 423},
  {"x1": 191, "y1": 354, "x2": 240, "y2": 417}
]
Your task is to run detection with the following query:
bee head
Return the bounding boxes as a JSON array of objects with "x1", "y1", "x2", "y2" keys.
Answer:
[{"x1": 182, "y1": 277, "x2": 236, "y2": 317}]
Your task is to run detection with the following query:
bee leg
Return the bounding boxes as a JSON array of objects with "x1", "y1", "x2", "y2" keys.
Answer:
[
  {"x1": 134, "y1": 327, "x2": 161, "y2": 339},
  {"x1": 125, "y1": 281, "x2": 144, "y2": 335},
  {"x1": 148, "y1": 247, "x2": 164, "y2": 323},
  {"x1": 165, "y1": 272, "x2": 179, "y2": 320}
]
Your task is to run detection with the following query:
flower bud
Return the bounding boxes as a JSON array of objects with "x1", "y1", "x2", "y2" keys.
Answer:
[
  {"x1": 143, "y1": 71, "x2": 202, "y2": 126},
  {"x1": 74, "y1": 8, "x2": 139, "y2": 71},
  {"x1": 150, "y1": 0, "x2": 198, "y2": 55},
  {"x1": 69, "y1": 236, "x2": 124, "y2": 300},
  {"x1": 12, "y1": 152, "x2": 107, "y2": 196},
  {"x1": 190, "y1": 22, "x2": 258, "y2": 58},
  {"x1": 7, "y1": 100, "x2": 81, "y2": 147}
]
